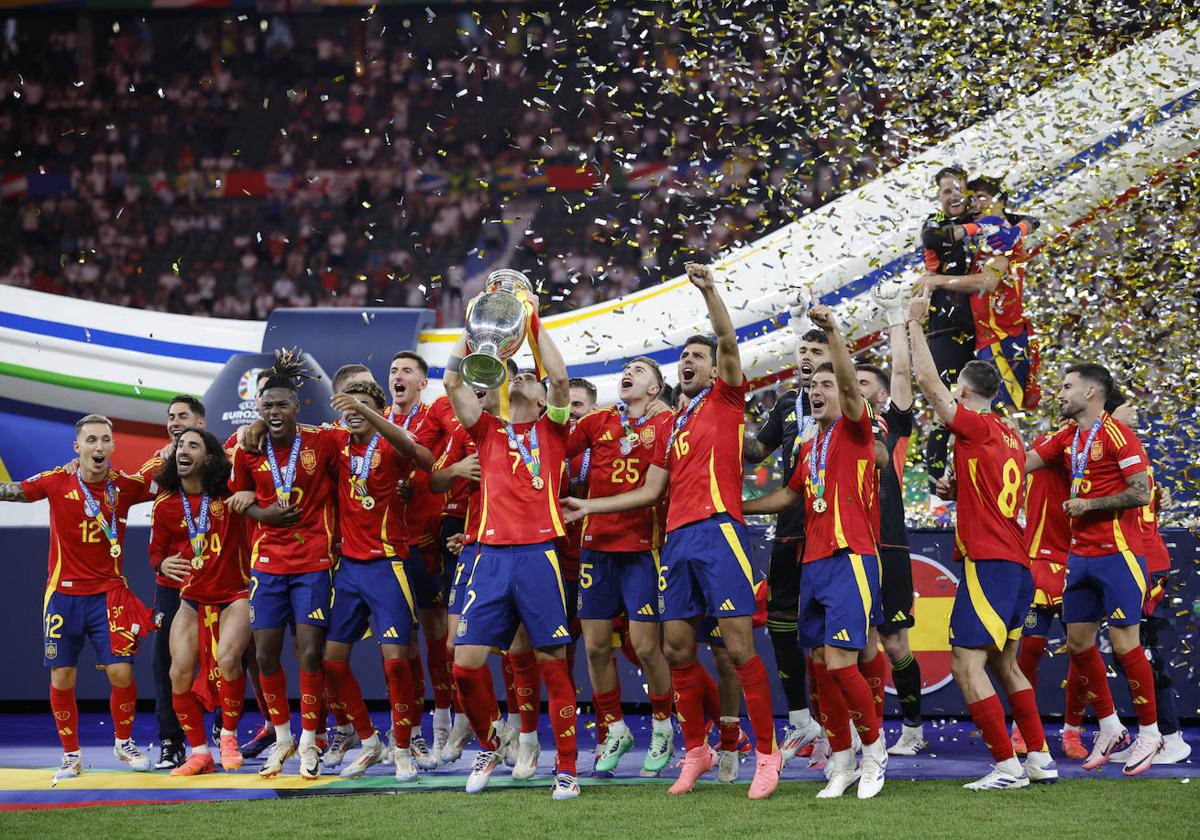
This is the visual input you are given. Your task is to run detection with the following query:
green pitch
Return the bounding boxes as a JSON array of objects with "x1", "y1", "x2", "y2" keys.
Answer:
[{"x1": 6, "y1": 779, "x2": 1198, "y2": 839}]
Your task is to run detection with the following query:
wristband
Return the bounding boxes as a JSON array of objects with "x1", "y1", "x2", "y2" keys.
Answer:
[
  {"x1": 446, "y1": 355, "x2": 463, "y2": 373},
  {"x1": 545, "y1": 403, "x2": 570, "y2": 424},
  {"x1": 960, "y1": 223, "x2": 980, "y2": 237}
]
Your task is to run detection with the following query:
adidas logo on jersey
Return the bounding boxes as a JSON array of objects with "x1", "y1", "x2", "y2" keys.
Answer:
[
  {"x1": 833, "y1": 629, "x2": 851, "y2": 642},
  {"x1": 718, "y1": 598, "x2": 735, "y2": 611},
  {"x1": 383, "y1": 627, "x2": 399, "y2": 639},
  {"x1": 64, "y1": 490, "x2": 80, "y2": 501},
  {"x1": 599, "y1": 431, "x2": 613, "y2": 442},
  {"x1": 308, "y1": 608, "x2": 325, "y2": 621},
  {"x1": 637, "y1": 604, "x2": 655, "y2": 617},
  {"x1": 892, "y1": 611, "x2": 908, "y2": 623},
  {"x1": 1110, "y1": 608, "x2": 1126, "y2": 620},
  {"x1": 551, "y1": 625, "x2": 570, "y2": 639}
]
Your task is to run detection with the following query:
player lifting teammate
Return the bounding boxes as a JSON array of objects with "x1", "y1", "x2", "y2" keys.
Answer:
[
  {"x1": 745, "y1": 293, "x2": 889, "y2": 800},
  {"x1": 150, "y1": 429, "x2": 252, "y2": 775},
  {"x1": 564, "y1": 263, "x2": 783, "y2": 801},
  {"x1": 908, "y1": 293, "x2": 1056, "y2": 790},
  {"x1": 1025, "y1": 364, "x2": 1162, "y2": 775},
  {"x1": 442, "y1": 291, "x2": 582, "y2": 800},
  {"x1": 1, "y1": 415, "x2": 158, "y2": 782}
]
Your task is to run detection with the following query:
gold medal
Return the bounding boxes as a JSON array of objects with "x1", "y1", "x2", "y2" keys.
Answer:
[
  {"x1": 361, "y1": 495, "x2": 376, "y2": 510},
  {"x1": 110, "y1": 544, "x2": 122, "y2": 559},
  {"x1": 191, "y1": 556, "x2": 204, "y2": 571},
  {"x1": 812, "y1": 497, "x2": 828, "y2": 514},
  {"x1": 531, "y1": 475, "x2": 545, "y2": 490}
]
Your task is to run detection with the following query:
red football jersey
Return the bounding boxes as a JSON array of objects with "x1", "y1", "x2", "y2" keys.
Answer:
[
  {"x1": 137, "y1": 451, "x2": 183, "y2": 590},
  {"x1": 148, "y1": 490, "x2": 251, "y2": 603},
  {"x1": 568, "y1": 406, "x2": 672, "y2": 552},
  {"x1": 230, "y1": 425, "x2": 339, "y2": 574},
  {"x1": 650, "y1": 377, "x2": 748, "y2": 532},
  {"x1": 790, "y1": 410, "x2": 878, "y2": 563},
  {"x1": 434, "y1": 422, "x2": 477, "y2": 519},
  {"x1": 1024, "y1": 432, "x2": 1070, "y2": 565},
  {"x1": 970, "y1": 238, "x2": 1030, "y2": 349},
  {"x1": 387, "y1": 400, "x2": 452, "y2": 551},
  {"x1": 433, "y1": 424, "x2": 482, "y2": 543},
  {"x1": 1140, "y1": 469, "x2": 1171, "y2": 574},
  {"x1": 322, "y1": 428, "x2": 410, "y2": 561},
  {"x1": 468, "y1": 411, "x2": 568, "y2": 546},
  {"x1": 1033, "y1": 414, "x2": 1148, "y2": 557},
  {"x1": 21, "y1": 468, "x2": 155, "y2": 595},
  {"x1": 555, "y1": 450, "x2": 585, "y2": 581},
  {"x1": 947, "y1": 406, "x2": 1027, "y2": 565}
]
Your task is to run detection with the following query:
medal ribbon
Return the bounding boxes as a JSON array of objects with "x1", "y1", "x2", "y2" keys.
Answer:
[
  {"x1": 77, "y1": 473, "x2": 119, "y2": 549},
  {"x1": 180, "y1": 490, "x2": 211, "y2": 558},
  {"x1": 667, "y1": 386, "x2": 712, "y2": 451},
  {"x1": 617, "y1": 401, "x2": 650, "y2": 440},
  {"x1": 391, "y1": 402, "x2": 420, "y2": 430},
  {"x1": 791, "y1": 389, "x2": 815, "y2": 456},
  {"x1": 265, "y1": 433, "x2": 303, "y2": 507},
  {"x1": 505, "y1": 422, "x2": 542, "y2": 481},
  {"x1": 1069, "y1": 416, "x2": 1103, "y2": 499},
  {"x1": 572, "y1": 448, "x2": 591, "y2": 486},
  {"x1": 808, "y1": 418, "x2": 840, "y2": 501},
  {"x1": 351, "y1": 434, "x2": 382, "y2": 499}
]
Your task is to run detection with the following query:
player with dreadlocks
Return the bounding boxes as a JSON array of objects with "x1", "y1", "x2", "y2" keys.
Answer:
[{"x1": 228, "y1": 349, "x2": 341, "y2": 779}]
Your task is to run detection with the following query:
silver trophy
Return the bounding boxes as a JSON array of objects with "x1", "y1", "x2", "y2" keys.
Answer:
[{"x1": 461, "y1": 269, "x2": 535, "y2": 389}]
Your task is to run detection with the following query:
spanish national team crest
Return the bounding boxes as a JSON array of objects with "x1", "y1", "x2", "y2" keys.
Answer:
[
  {"x1": 885, "y1": 552, "x2": 958, "y2": 697},
  {"x1": 44, "y1": 642, "x2": 57, "y2": 660},
  {"x1": 1090, "y1": 440, "x2": 1104, "y2": 460},
  {"x1": 209, "y1": 498, "x2": 225, "y2": 518},
  {"x1": 640, "y1": 426, "x2": 656, "y2": 445},
  {"x1": 456, "y1": 619, "x2": 467, "y2": 638},
  {"x1": 301, "y1": 449, "x2": 317, "y2": 473}
]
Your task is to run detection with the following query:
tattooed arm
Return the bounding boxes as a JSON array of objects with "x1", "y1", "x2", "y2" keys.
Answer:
[
  {"x1": 1063, "y1": 471, "x2": 1151, "y2": 517},
  {"x1": 0, "y1": 482, "x2": 28, "y2": 502}
]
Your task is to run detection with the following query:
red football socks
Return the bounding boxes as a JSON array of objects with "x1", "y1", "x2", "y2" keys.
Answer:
[
  {"x1": 252, "y1": 674, "x2": 270, "y2": 720},
  {"x1": 323, "y1": 659, "x2": 374, "y2": 740},
  {"x1": 593, "y1": 686, "x2": 623, "y2": 729},
  {"x1": 858, "y1": 653, "x2": 889, "y2": 725},
  {"x1": 718, "y1": 717, "x2": 740, "y2": 751},
  {"x1": 1070, "y1": 645, "x2": 1115, "y2": 718},
  {"x1": 1116, "y1": 646, "x2": 1158, "y2": 726},
  {"x1": 829, "y1": 663, "x2": 880, "y2": 747},
  {"x1": 968, "y1": 694, "x2": 1014, "y2": 762},
  {"x1": 510, "y1": 650, "x2": 542, "y2": 734},
  {"x1": 698, "y1": 659, "x2": 721, "y2": 725},
  {"x1": 50, "y1": 685, "x2": 80, "y2": 752},
  {"x1": 670, "y1": 661, "x2": 710, "y2": 750},
  {"x1": 1016, "y1": 636, "x2": 1047, "y2": 690},
  {"x1": 258, "y1": 670, "x2": 291, "y2": 727},
  {"x1": 735, "y1": 655, "x2": 778, "y2": 753},
  {"x1": 172, "y1": 690, "x2": 208, "y2": 748},
  {"x1": 452, "y1": 663, "x2": 501, "y2": 749},
  {"x1": 1064, "y1": 659, "x2": 1085, "y2": 726},
  {"x1": 298, "y1": 668, "x2": 325, "y2": 733},
  {"x1": 220, "y1": 673, "x2": 246, "y2": 732},
  {"x1": 649, "y1": 689, "x2": 673, "y2": 722},
  {"x1": 813, "y1": 661, "x2": 852, "y2": 752},
  {"x1": 539, "y1": 658, "x2": 578, "y2": 776},
  {"x1": 110, "y1": 681, "x2": 138, "y2": 741},
  {"x1": 1007, "y1": 688, "x2": 1047, "y2": 752},
  {"x1": 384, "y1": 658, "x2": 416, "y2": 748},
  {"x1": 409, "y1": 651, "x2": 426, "y2": 707},
  {"x1": 426, "y1": 635, "x2": 453, "y2": 709}
]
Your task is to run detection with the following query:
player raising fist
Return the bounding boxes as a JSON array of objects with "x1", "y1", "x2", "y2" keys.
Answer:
[
  {"x1": 564, "y1": 263, "x2": 783, "y2": 801},
  {"x1": 907, "y1": 293, "x2": 1057, "y2": 790},
  {"x1": 744, "y1": 292, "x2": 889, "y2": 800}
]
